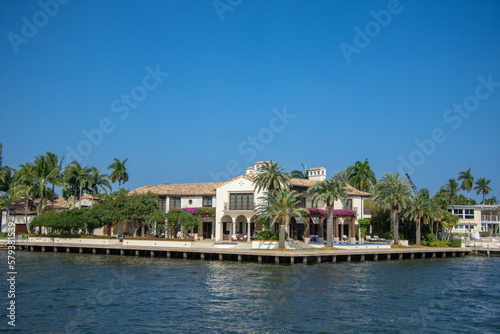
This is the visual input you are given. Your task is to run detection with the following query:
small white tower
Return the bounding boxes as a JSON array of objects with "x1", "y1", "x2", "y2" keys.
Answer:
[{"x1": 308, "y1": 167, "x2": 327, "y2": 181}]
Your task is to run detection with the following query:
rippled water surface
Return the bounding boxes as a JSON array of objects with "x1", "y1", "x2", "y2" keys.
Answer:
[{"x1": 1, "y1": 251, "x2": 499, "y2": 333}]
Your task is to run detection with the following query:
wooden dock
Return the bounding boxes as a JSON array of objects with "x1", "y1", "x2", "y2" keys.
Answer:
[
  {"x1": 473, "y1": 248, "x2": 500, "y2": 257},
  {"x1": 15, "y1": 242, "x2": 472, "y2": 264}
]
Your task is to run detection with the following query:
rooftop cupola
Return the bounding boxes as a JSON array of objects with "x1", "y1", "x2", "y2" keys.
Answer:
[{"x1": 308, "y1": 167, "x2": 326, "y2": 181}]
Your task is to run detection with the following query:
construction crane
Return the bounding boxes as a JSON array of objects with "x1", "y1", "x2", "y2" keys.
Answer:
[{"x1": 405, "y1": 173, "x2": 419, "y2": 195}]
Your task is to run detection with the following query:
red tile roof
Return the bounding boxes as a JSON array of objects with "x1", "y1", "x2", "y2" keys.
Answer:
[
  {"x1": 129, "y1": 182, "x2": 226, "y2": 196},
  {"x1": 129, "y1": 174, "x2": 371, "y2": 198}
]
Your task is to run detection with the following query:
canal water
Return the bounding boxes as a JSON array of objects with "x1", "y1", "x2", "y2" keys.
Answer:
[{"x1": 1, "y1": 251, "x2": 499, "y2": 333}]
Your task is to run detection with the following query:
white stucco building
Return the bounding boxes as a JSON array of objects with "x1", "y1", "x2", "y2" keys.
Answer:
[{"x1": 131, "y1": 161, "x2": 372, "y2": 242}]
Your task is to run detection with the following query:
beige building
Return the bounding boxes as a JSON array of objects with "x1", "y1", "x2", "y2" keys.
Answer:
[{"x1": 449, "y1": 205, "x2": 500, "y2": 234}]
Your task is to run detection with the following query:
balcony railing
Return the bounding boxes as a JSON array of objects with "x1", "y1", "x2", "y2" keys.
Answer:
[
  {"x1": 223, "y1": 202, "x2": 254, "y2": 211},
  {"x1": 481, "y1": 215, "x2": 499, "y2": 222}
]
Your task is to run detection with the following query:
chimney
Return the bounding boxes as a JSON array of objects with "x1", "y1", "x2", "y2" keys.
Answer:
[{"x1": 308, "y1": 167, "x2": 326, "y2": 181}]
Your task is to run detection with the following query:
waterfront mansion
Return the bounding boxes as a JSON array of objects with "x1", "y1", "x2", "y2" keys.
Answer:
[{"x1": 128, "y1": 161, "x2": 372, "y2": 242}]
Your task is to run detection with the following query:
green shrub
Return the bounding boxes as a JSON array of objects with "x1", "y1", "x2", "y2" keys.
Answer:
[
  {"x1": 425, "y1": 233, "x2": 437, "y2": 242},
  {"x1": 382, "y1": 232, "x2": 404, "y2": 240},
  {"x1": 257, "y1": 230, "x2": 287, "y2": 240},
  {"x1": 450, "y1": 238, "x2": 461, "y2": 247},
  {"x1": 422, "y1": 240, "x2": 451, "y2": 247}
]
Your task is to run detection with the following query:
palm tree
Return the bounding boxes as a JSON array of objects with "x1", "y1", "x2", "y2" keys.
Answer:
[
  {"x1": 0, "y1": 166, "x2": 17, "y2": 229},
  {"x1": 64, "y1": 161, "x2": 91, "y2": 207},
  {"x1": 107, "y1": 158, "x2": 129, "y2": 189},
  {"x1": 458, "y1": 168, "x2": 474, "y2": 200},
  {"x1": 12, "y1": 163, "x2": 36, "y2": 230},
  {"x1": 348, "y1": 159, "x2": 377, "y2": 192},
  {"x1": 404, "y1": 191, "x2": 431, "y2": 245},
  {"x1": 373, "y1": 172, "x2": 412, "y2": 244},
  {"x1": 291, "y1": 164, "x2": 308, "y2": 179},
  {"x1": 253, "y1": 161, "x2": 291, "y2": 195},
  {"x1": 332, "y1": 169, "x2": 352, "y2": 184},
  {"x1": 87, "y1": 167, "x2": 111, "y2": 206},
  {"x1": 33, "y1": 154, "x2": 60, "y2": 215},
  {"x1": 484, "y1": 196, "x2": 499, "y2": 205},
  {"x1": 308, "y1": 179, "x2": 347, "y2": 247},
  {"x1": 442, "y1": 178, "x2": 459, "y2": 205},
  {"x1": 45, "y1": 152, "x2": 64, "y2": 206},
  {"x1": 255, "y1": 189, "x2": 308, "y2": 249},
  {"x1": 474, "y1": 177, "x2": 492, "y2": 204}
]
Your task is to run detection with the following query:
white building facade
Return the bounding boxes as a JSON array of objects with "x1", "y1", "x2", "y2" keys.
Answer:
[{"x1": 131, "y1": 162, "x2": 372, "y2": 242}]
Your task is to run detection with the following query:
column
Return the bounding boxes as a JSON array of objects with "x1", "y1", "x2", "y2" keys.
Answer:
[
  {"x1": 218, "y1": 221, "x2": 223, "y2": 241},
  {"x1": 319, "y1": 218, "x2": 324, "y2": 241},
  {"x1": 350, "y1": 217, "x2": 356, "y2": 244},
  {"x1": 247, "y1": 219, "x2": 251, "y2": 242},
  {"x1": 232, "y1": 218, "x2": 236, "y2": 239},
  {"x1": 199, "y1": 216, "x2": 204, "y2": 241},
  {"x1": 334, "y1": 217, "x2": 339, "y2": 243}
]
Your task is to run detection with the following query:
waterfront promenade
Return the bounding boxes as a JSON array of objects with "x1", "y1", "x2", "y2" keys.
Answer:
[{"x1": 12, "y1": 239, "x2": 472, "y2": 264}]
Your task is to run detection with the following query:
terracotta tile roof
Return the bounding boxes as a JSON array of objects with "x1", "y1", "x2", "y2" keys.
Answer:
[
  {"x1": 309, "y1": 167, "x2": 326, "y2": 171},
  {"x1": 254, "y1": 161, "x2": 271, "y2": 165},
  {"x1": 2, "y1": 198, "x2": 37, "y2": 215},
  {"x1": 3, "y1": 197, "x2": 70, "y2": 215},
  {"x1": 129, "y1": 175, "x2": 371, "y2": 198},
  {"x1": 130, "y1": 182, "x2": 226, "y2": 196},
  {"x1": 43, "y1": 197, "x2": 70, "y2": 213},
  {"x1": 290, "y1": 178, "x2": 317, "y2": 187},
  {"x1": 343, "y1": 183, "x2": 372, "y2": 197},
  {"x1": 290, "y1": 178, "x2": 371, "y2": 197}
]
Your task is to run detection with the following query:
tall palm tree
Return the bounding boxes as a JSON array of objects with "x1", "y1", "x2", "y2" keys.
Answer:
[
  {"x1": 0, "y1": 166, "x2": 17, "y2": 229},
  {"x1": 348, "y1": 159, "x2": 377, "y2": 192},
  {"x1": 45, "y1": 152, "x2": 64, "y2": 206},
  {"x1": 12, "y1": 163, "x2": 36, "y2": 230},
  {"x1": 373, "y1": 172, "x2": 412, "y2": 244},
  {"x1": 290, "y1": 164, "x2": 308, "y2": 179},
  {"x1": 107, "y1": 158, "x2": 129, "y2": 189},
  {"x1": 0, "y1": 165, "x2": 15, "y2": 193},
  {"x1": 33, "y1": 154, "x2": 60, "y2": 215},
  {"x1": 442, "y1": 178, "x2": 459, "y2": 205},
  {"x1": 404, "y1": 191, "x2": 431, "y2": 245},
  {"x1": 308, "y1": 179, "x2": 347, "y2": 247},
  {"x1": 458, "y1": 168, "x2": 474, "y2": 200},
  {"x1": 332, "y1": 169, "x2": 352, "y2": 184},
  {"x1": 255, "y1": 189, "x2": 308, "y2": 249},
  {"x1": 474, "y1": 177, "x2": 492, "y2": 204},
  {"x1": 253, "y1": 161, "x2": 291, "y2": 195},
  {"x1": 87, "y1": 167, "x2": 111, "y2": 206},
  {"x1": 64, "y1": 161, "x2": 91, "y2": 207}
]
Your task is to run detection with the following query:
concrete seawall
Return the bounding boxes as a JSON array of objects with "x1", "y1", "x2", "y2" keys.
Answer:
[{"x1": 13, "y1": 241, "x2": 472, "y2": 264}]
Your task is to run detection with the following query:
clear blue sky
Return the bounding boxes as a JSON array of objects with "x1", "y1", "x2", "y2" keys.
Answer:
[{"x1": 1, "y1": 0, "x2": 499, "y2": 201}]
